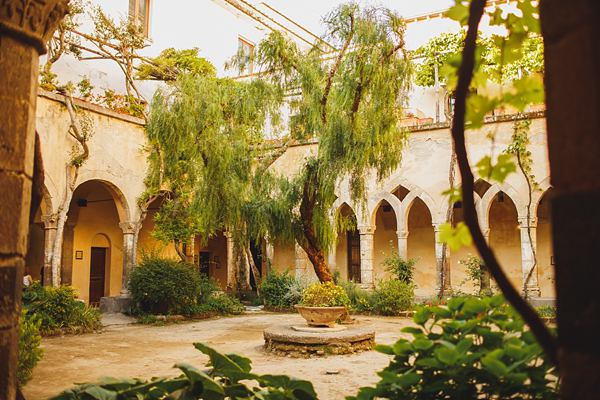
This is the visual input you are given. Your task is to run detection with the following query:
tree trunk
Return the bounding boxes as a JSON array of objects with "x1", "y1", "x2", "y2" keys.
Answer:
[
  {"x1": 540, "y1": 1, "x2": 600, "y2": 397},
  {"x1": 50, "y1": 165, "x2": 78, "y2": 286},
  {"x1": 245, "y1": 244, "x2": 261, "y2": 297},
  {"x1": 299, "y1": 164, "x2": 333, "y2": 283}
]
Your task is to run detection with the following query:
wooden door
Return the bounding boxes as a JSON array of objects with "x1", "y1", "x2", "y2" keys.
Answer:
[
  {"x1": 348, "y1": 229, "x2": 361, "y2": 283},
  {"x1": 89, "y1": 247, "x2": 106, "y2": 306},
  {"x1": 199, "y1": 252, "x2": 210, "y2": 278}
]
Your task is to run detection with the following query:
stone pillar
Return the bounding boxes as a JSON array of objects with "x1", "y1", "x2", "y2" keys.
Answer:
[
  {"x1": 327, "y1": 246, "x2": 336, "y2": 274},
  {"x1": 519, "y1": 216, "x2": 540, "y2": 298},
  {"x1": 0, "y1": 1, "x2": 69, "y2": 396},
  {"x1": 265, "y1": 241, "x2": 274, "y2": 275},
  {"x1": 294, "y1": 243, "x2": 309, "y2": 277},
  {"x1": 358, "y1": 225, "x2": 375, "y2": 289},
  {"x1": 41, "y1": 214, "x2": 57, "y2": 286},
  {"x1": 119, "y1": 221, "x2": 136, "y2": 296},
  {"x1": 433, "y1": 223, "x2": 446, "y2": 294},
  {"x1": 60, "y1": 223, "x2": 75, "y2": 285},
  {"x1": 396, "y1": 229, "x2": 409, "y2": 260},
  {"x1": 225, "y1": 232, "x2": 235, "y2": 289}
]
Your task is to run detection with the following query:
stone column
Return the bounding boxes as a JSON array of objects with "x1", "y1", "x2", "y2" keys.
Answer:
[
  {"x1": 433, "y1": 223, "x2": 446, "y2": 294},
  {"x1": 294, "y1": 243, "x2": 309, "y2": 277},
  {"x1": 358, "y1": 225, "x2": 375, "y2": 289},
  {"x1": 0, "y1": 1, "x2": 69, "y2": 396},
  {"x1": 225, "y1": 232, "x2": 235, "y2": 289},
  {"x1": 519, "y1": 216, "x2": 540, "y2": 298},
  {"x1": 327, "y1": 246, "x2": 336, "y2": 274},
  {"x1": 265, "y1": 241, "x2": 274, "y2": 275},
  {"x1": 119, "y1": 221, "x2": 136, "y2": 296},
  {"x1": 396, "y1": 229, "x2": 409, "y2": 260},
  {"x1": 61, "y1": 223, "x2": 75, "y2": 285},
  {"x1": 41, "y1": 214, "x2": 57, "y2": 286}
]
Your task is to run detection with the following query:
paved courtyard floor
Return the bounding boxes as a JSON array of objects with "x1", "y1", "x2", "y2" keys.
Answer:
[{"x1": 23, "y1": 312, "x2": 417, "y2": 399}]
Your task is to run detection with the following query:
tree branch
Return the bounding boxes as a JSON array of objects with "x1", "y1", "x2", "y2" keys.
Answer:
[
  {"x1": 449, "y1": 0, "x2": 558, "y2": 365},
  {"x1": 321, "y1": 13, "x2": 354, "y2": 125}
]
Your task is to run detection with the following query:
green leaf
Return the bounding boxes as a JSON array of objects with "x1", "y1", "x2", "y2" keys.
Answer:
[
  {"x1": 413, "y1": 339, "x2": 435, "y2": 351},
  {"x1": 174, "y1": 363, "x2": 225, "y2": 396},
  {"x1": 225, "y1": 353, "x2": 253, "y2": 373},
  {"x1": 505, "y1": 372, "x2": 528, "y2": 384},
  {"x1": 439, "y1": 222, "x2": 472, "y2": 252},
  {"x1": 82, "y1": 387, "x2": 118, "y2": 400},
  {"x1": 446, "y1": 2, "x2": 470, "y2": 26},
  {"x1": 456, "y1": 337, "x2": 473, "y2": 355},
  {"x1": 396, "y1": 372, "x2": 422, "y2": 390},
  {"x1": 434, "y1": 347, "x2": 459, "y2": 365},
  {"x1": 490, "y1": 294, "x2": 505, "y2": 308},
  {"x1": 413, "y1": 307, "x2": 431, "y2": 326},
  {"x1": 374, "y1": 344, "x2": 394, "y2": 355},
  {"x1": 437, "y1": 340, "x2": 456, "y2": 350},
  {"x1": 401, "y1": 326, "x2": 425, "y2": 335},
  {"x1": 258, "y1": 375, "x2": 318, "y2": 399},
  {"x1": 463, "y1": 298, "x2": 488, "y2": 315},
  {"x1": 447, "y1": 297, "x2": 465, "y2": 312},
  {"x1": 429, "y1": 306, "x2": 452, "y2": 319},
  {"x1": 481, "y1": 354, "x2": 508, "y2": 376},
  {"x1": 415, "y1": 357, "x2": 444, "y2": 369},
  {"x1": 393, "y1": 341, "x2": 414, "y2": 356}
]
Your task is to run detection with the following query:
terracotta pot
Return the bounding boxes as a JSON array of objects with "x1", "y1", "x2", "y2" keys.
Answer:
[{"x1": 294, "y1": 305, "x2": 347, "y2": 328}]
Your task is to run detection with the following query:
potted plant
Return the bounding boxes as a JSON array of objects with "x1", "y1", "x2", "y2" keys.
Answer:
[{"x1": 294, "y1": 282, "x2": 350, "y2": 327}]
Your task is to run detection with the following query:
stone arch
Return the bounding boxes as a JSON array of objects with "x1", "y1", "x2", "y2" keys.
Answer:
[
  {"x1": 531, "y1": 176, "x2": 552, "y2": 218},
  {"x1": 383, "y1": 176, "x2": 418, "y2": 195},
  {"x1": 368, "y1": 190, "x2": 402, "y2": 229},
  {"x1": 41, "y1": 184, "x2": 53, "y2": 216},
  {"x1": 400, "y1": 189, "x2": 438, "y2": 232},
  {"x1": 74, "y1": 178, "x2": 131, "y2": 223},
  {"x1": 480, "y1": 182, "x2": 525, "y2": 230}
]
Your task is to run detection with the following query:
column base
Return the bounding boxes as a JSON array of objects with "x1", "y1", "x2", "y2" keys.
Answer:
[
  {"x1": 99, "y1": 294, "x2": 135, "y2": 314},
  {"x1": 523, "y1": 286, "x2": 541, "y2": 298}
]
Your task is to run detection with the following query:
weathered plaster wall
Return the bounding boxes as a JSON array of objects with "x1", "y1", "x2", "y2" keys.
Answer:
[
  {"x1": 271, "y1": 242, "x2": 295, "y2": 273},
  {"x1": 407, "y1": 199, "x2": 437, "y2": 296},
  {"x1": 196, "y1": 233, "x2": 228, "y2": 289},
  {"x1": 489, "y1": 196, "x2": 522, "y2": 291}
]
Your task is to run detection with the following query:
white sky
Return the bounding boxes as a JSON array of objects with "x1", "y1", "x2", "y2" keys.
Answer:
[
  {"x1": 248, "y1": 0, "x2": 458, "y2": 50},
  {"x1": 251, "y1": 1, "x2": 455, "y2": 35}
]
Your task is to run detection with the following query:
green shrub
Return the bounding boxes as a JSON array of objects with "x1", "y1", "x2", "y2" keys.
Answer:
[
  {"x1": 372, "y1": 279, "x2": 415, "y2": 315},
  {"x1": 536, "y1": 305, "x2": 556, "y2": 318},
  {"x1": 350, "y1": 295, "x2": 560, "y2": 399},
  {"x1": 339, "y1": 280, "x2": 374, "y2": 312},
  {"x1": 300, "y1": 281, "x2": 349, "y2": 307},
  {"x1": 381, "y1": 244, "x2": 419, "y2": 284},
  {"x1": 22, "y1": 282, "x2": 101, "y2": 334},
  {"x1": 259, "y1": 269, "x2": 296, "y2": 307},
  {"x1": 51, "y1": 343, "x2": 317, "y2": 399},
  {"x1": 460, "y1": 254, "x2": 489, "y2": 293},
  {"x1": 18, "y1": 310, "x2": 43, "y2": 388},
  {"x1": 129, "y1": 254, "x2": 205, "y2": 315},
  {"x1": 198, "y1": 294, "x2": 245, "y2": 315}
]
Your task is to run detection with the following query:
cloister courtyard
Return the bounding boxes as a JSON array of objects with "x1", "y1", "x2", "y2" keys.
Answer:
[{"x1": 23, "y1": 312, "x2": 418, "y2": 399}]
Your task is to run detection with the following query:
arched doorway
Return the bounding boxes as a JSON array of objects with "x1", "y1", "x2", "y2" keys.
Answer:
[
  {"x1": 334, "y1": 203, "x2": 359, "y2": 282},
  {"x1": 407, "y1": 198, "x2": 436, "y2": 296},
  {"x1": 372, "y1": 199, "x2": 398, "y2": 279},
  {"x1": 489, "y1": 191, "x2": 522, "y2": 290},
  {"x1": 66, "y1": 180, "x2": 127, "y2": 304},
  {"x1": 536, "y1": 188, "x2": 556, "y2": 297}
]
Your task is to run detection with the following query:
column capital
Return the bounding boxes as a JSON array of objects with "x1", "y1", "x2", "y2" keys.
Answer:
[
  {"x1": 396, "y1": 229, "x2": 409, "y2": 239},
  {"x1": 41, "y1": 214, "x2": 57, "y2": 229},
  {"x1": 357, "y1": 225, "x2": 375, "y2": 235},
  {"x1": 518, "y1": 216, "x2": 537, "y2": 228},
  {"x1": 119, "y1": 221, "x2": 136, "y2": 235},
  {"x1": 0, "y1": 0, "x2": 69, "y2": 54}
]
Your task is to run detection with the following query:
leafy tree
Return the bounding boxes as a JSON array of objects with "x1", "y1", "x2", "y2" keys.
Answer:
[
  {"x1": 137, "y1": 47, "x2": 216, "y2": 81},
  {"x1": 144, "y1": 71, "x2": 281, "y2": 262},
  {"x1": 248, "y1": 3, "x2": 413, "y2": 282}
]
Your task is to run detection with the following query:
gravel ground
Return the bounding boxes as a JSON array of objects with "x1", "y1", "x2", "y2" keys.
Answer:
[{"x1": 23, "y1": 312, "x2": 418, "y2": 399}]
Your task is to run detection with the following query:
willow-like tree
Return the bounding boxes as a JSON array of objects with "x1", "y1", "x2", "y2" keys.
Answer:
[
  {"x1": 249, "y1": 3, "x2": 412, "y2": 282},
  {"x1": 143, "y1": 66, "x2": 282, "y2": 262}
]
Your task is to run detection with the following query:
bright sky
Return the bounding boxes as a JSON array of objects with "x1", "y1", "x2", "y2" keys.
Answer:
[{"x1": 250, "y1": 0, "x2": 457, "y2": 49}]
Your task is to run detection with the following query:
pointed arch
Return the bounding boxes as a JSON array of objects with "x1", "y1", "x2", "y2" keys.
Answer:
[
  {"x1": 368, "y1": 190, "x2": 402, "y2": 229},
  {"x1": 480, "y1": 182, "x2": 525, "y2": 231},
  {"x1": 531, "y1": 176, "x2": 552, "y2": 218},
  {"x1": 400, "y1": 189, "x2": 439, "y2": 232}
]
